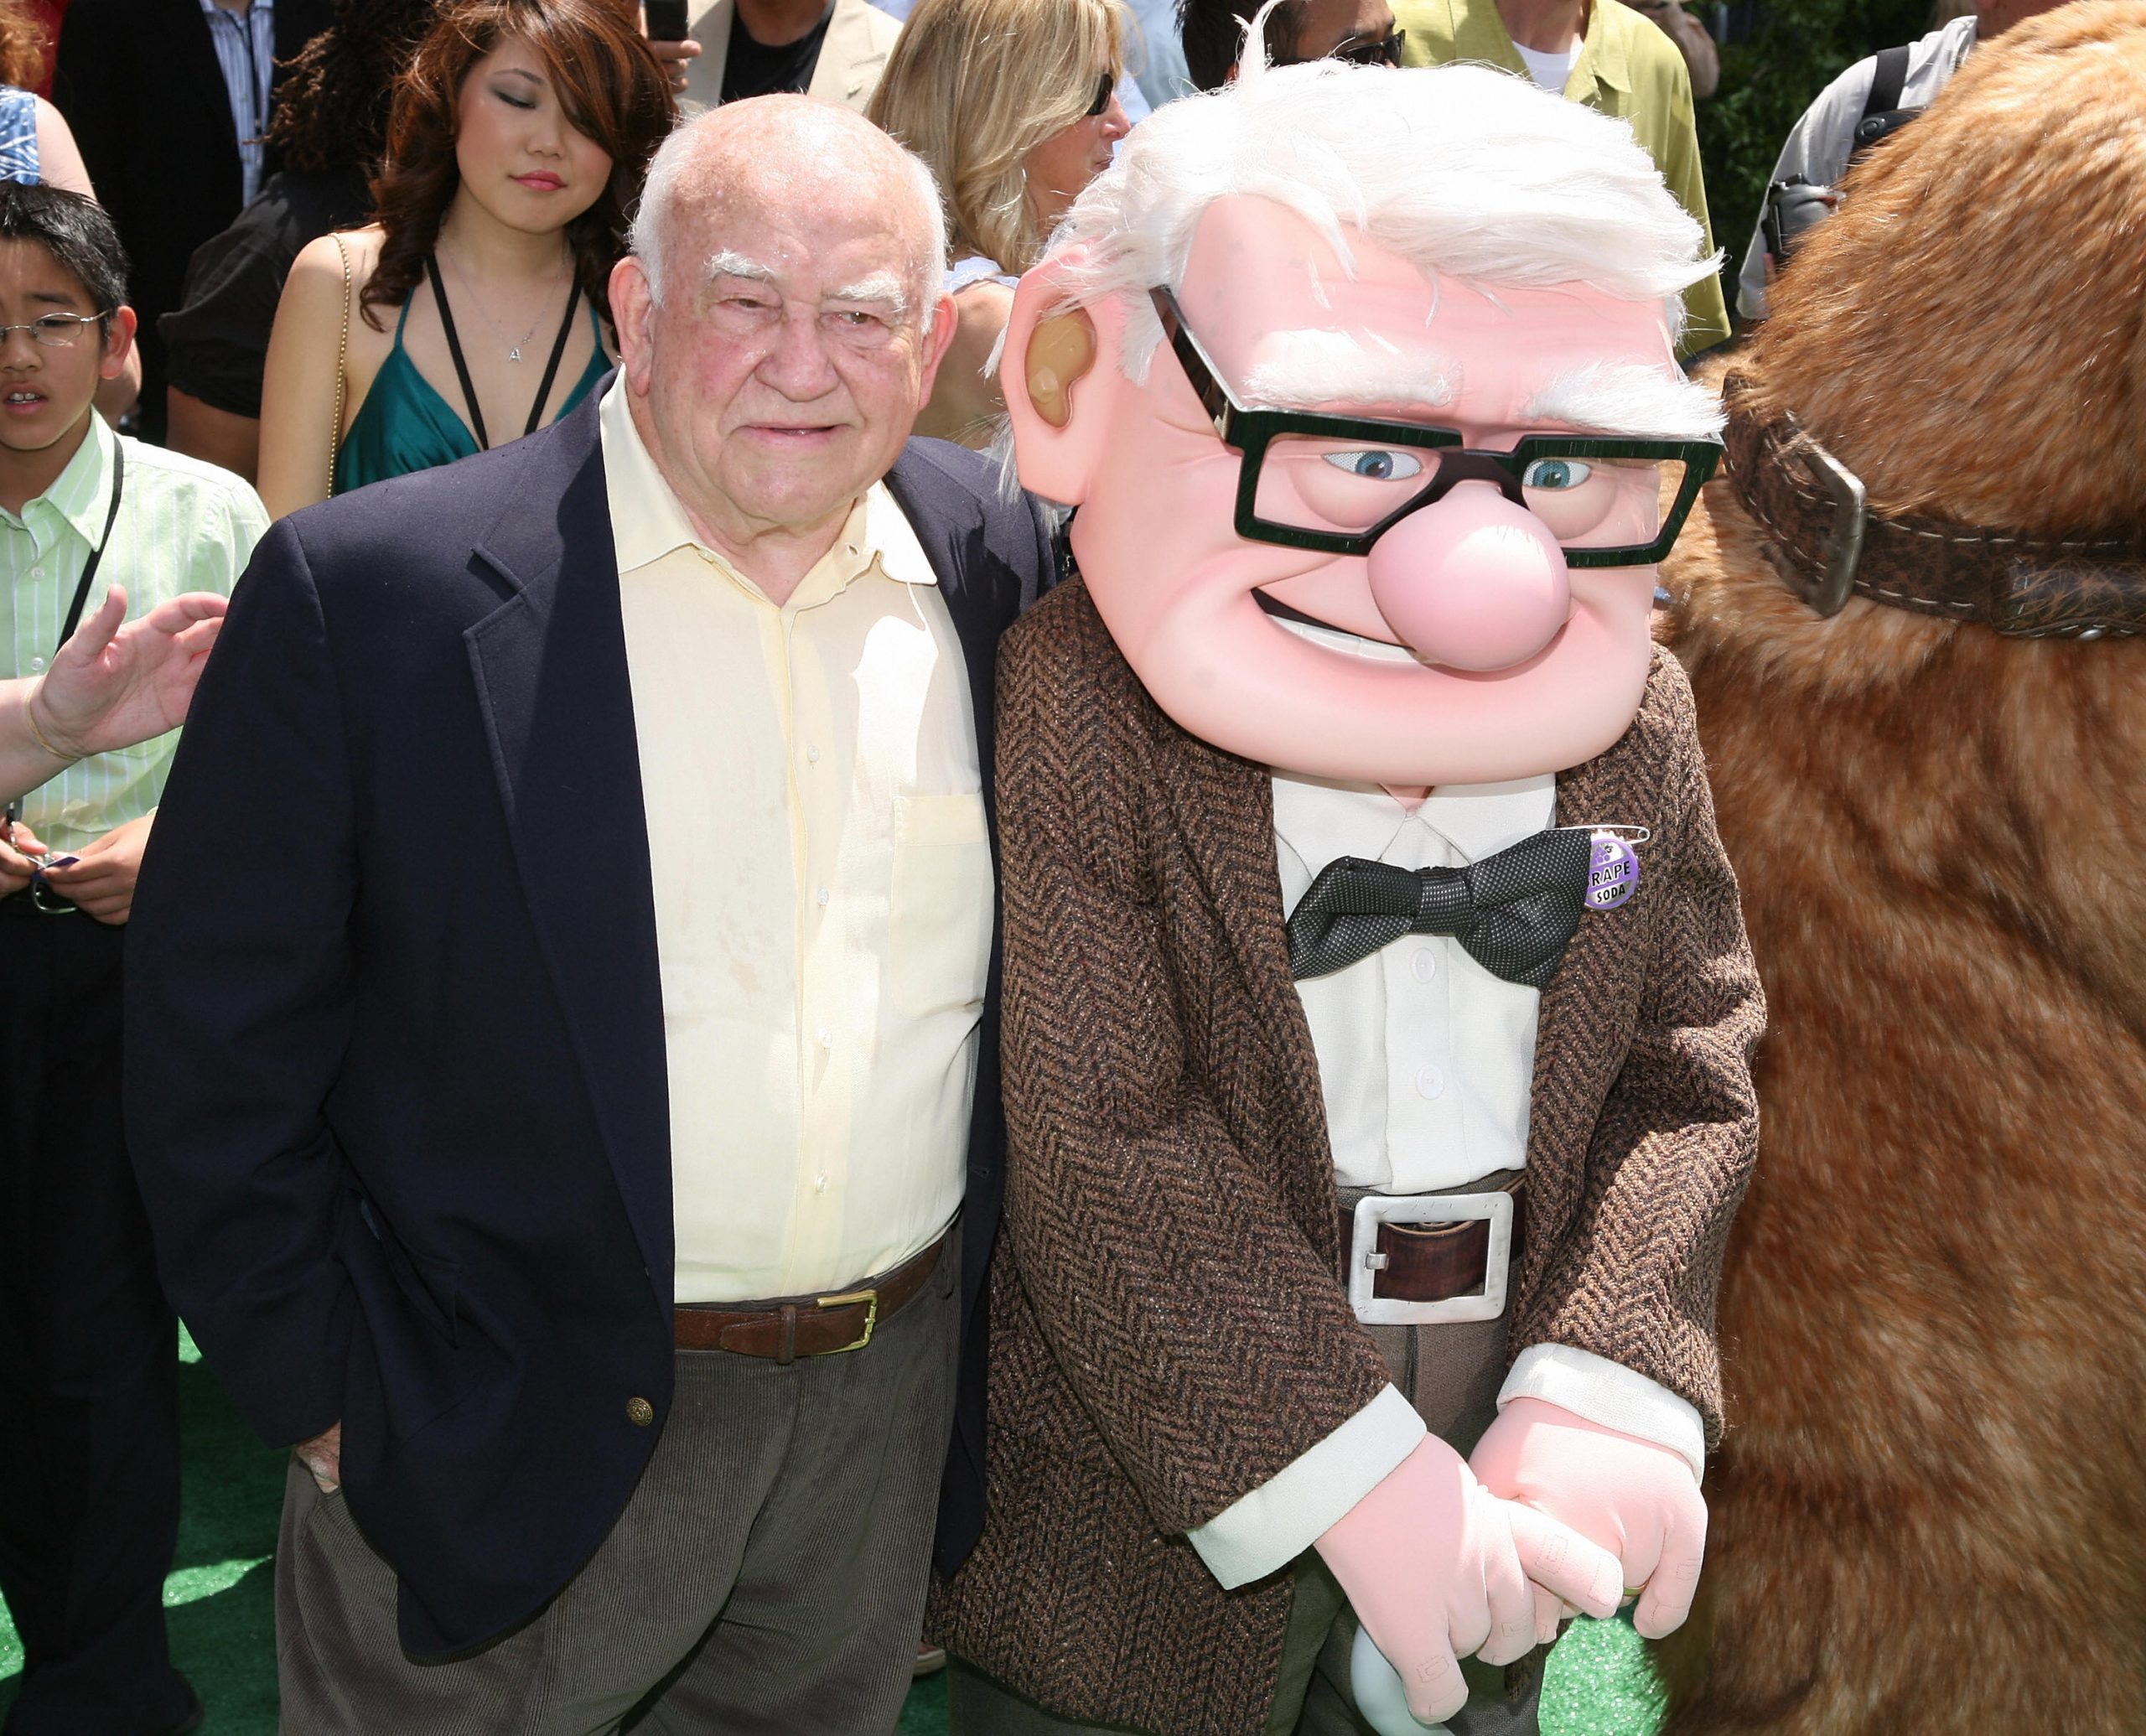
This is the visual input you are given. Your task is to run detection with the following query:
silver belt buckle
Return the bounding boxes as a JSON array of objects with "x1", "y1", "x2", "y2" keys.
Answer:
[{"x1": 1346, "y1": 1192, "x2": 1513, "y2": 1326}]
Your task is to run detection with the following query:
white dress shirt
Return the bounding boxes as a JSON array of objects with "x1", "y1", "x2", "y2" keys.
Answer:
[
  {"x1": 601, "y1": 381, "x2": 991, "y2": 1303},
  {"x1": 1185, "y1": 619, "x2": 1707, "y2": 1589}
]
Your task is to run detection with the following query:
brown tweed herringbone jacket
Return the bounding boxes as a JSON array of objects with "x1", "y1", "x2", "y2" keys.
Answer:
[{"x1": 930, "y1": 581, "x2": 1763, "y2": 1736}]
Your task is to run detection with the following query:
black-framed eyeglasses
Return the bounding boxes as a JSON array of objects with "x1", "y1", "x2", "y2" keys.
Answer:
[
  {"x1": 0, "y1": 311, "x2": 113, "y2": 350},
  {"x1": 1329, "y1": 28, "x2": 1405, "y2": 65},
  {"x1": 1084, "y1": 69, "x2": 1121, "y2": 117},
  {"x1": 1148, "y1": 286, "x2": 1720, "y2": 566}
]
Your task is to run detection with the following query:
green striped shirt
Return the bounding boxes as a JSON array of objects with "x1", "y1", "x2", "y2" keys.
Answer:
[{"x1": 1, "y1": 414, "x2": 267, "y2": 850}]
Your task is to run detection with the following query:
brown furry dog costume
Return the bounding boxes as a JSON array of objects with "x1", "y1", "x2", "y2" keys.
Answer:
[{"x1": 1652, "y1": 6, "x2": 2146, "y2": 1732}]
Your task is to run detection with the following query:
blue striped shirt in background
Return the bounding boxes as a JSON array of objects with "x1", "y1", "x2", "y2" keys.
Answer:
[{"x1": 198, "y1": 0, "x2": 276, "y2": 205}]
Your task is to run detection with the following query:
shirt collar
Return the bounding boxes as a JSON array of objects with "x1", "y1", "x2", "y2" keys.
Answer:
[
  {"x1": 23, "y1": 411, "x2": 119, "y2": 551},
  {"x1": 599, "y1": 376, "x2": 938, "y2": 593},
  {"x1": 1445, "y1": 0, "x2": 1628, "y2": 97}
]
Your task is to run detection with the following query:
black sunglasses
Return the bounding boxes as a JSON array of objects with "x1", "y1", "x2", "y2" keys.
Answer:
[
  {"x1": 1330, "y1": 29, "x2": 1405, "y2": 66},
  {"x1": 1084, "y1": 70, "x2": 1118, "y2": 117}
]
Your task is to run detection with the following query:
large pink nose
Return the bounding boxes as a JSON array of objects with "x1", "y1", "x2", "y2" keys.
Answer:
[{"x1": 1366, "y1": 482, "x2": 1571, "y2": 671}]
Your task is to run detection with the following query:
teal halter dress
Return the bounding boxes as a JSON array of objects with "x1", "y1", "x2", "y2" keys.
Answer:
[{"x1": 334, "y1": 257, "x2": 611, "y2": 497}]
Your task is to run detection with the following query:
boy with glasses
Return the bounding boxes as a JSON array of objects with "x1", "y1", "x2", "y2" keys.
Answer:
[{"x1": 0, "y1": 182, "x2": 265, "y2": 1736}]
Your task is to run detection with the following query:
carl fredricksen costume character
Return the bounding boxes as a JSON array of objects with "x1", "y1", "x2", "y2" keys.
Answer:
[{"x1": 929, "y1": 58, "x2": 1765, "y2": 1736}]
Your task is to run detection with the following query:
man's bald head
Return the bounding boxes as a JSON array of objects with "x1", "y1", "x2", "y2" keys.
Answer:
[{"x1": 630, "y1": 96, "x2": 948, "y2": 330}]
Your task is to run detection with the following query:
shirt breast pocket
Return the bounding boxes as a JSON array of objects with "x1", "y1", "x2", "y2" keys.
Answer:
[{"x1": 887, "y1": 792, "x2": 994, "y2": 1020}]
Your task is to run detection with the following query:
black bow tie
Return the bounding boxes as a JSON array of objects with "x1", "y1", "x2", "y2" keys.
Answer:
[{"x1": 1284, "y1": 828, "x2": 1596, "y2": 988}]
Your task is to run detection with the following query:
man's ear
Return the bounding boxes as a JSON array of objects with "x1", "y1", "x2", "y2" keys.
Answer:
[
  {"x1": 610, "y1": 256, "x2": 656, "y2": 395},
  {"x1": 1000, "y1": 247, "x2": 1127, "y2": 506}
]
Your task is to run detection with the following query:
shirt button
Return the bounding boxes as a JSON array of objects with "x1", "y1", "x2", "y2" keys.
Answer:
[
  {"x1": 806, "y1": 746, "x2": 821, "y2": 764},
  {"x1": 816, "y1": 887, "x2": 829, "y2": 906},
  {"x1": 1411, "y1": 948, "x2": 1438, "y2": 982},
  {"x1": 814, "y1": 1174, "x2": 828, "y2": 1194},
  {"x1": 816, "y1": 1027, "x2": 832, "y2": 1049},
  {"x1": 28, "y1": 566, "x2": 39, "y2": 578},
  {"x1": 625, "y1": 1396, "x2": 654, "y2": 1427},
  {"x1": 1416, "y1": 1065, "x2": 1445, "y2": 1101},
  {"x1": 27, "y1": 656, "x2": 43, "y2": 673}
]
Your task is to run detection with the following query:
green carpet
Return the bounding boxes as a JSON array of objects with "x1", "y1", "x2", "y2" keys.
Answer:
[{"x1": 0, "y1": 1332, "x2": 1663, "y2": 1733}]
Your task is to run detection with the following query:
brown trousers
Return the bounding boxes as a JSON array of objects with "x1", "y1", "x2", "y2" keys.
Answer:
[{"x1": 277, "y1": 1231, "x2": 961, "y2": 1735}]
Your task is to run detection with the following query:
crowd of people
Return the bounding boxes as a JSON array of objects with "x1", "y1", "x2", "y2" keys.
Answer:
[{"x1": 0, "y1": 0, "x2": 2076, "y2": 1733}]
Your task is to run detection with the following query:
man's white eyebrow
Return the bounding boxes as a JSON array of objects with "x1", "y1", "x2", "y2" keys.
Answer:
[
  {"x1": 1521, "y1": 362, "x2": 1725, "y2": 441},
  {"x1": 827, "y1": 270, "x2": 910, "y2": 312},
  {"x1": 1238, "y1": 332, "x2": 1459, "y2": 414},
  {"x1": 702, "y1": 250, "x2": 780, "y2": 286}
]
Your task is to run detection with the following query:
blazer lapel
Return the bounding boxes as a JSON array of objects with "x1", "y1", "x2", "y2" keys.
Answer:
[
  {"x1": 682, "y1": 0, "x2": 734, "y2": 112},
  {"x1": 166, "y1": 0, "x2": 239, "y2": 156},
  {"x1": 807, "y1": 0, "x2": 891, "y2": 107},
  {"x1": 1157, "y1": 715, "x2": 1340, "y2": 1250},
  {"x1": 463, "y1": 397, "x2": 674, "y2": 1299},
  {"x1": 1527, "y1": 729, "x2": 1652, "y2": 1260}
]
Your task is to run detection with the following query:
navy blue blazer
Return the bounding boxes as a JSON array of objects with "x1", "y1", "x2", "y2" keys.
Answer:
[{"x1": 124, "y1": 391, "x2": 1049, "y2": 1656}]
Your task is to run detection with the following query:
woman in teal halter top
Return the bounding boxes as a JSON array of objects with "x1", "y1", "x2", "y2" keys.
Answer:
[
  {"x1": 255, "y1": 0, "x2": 674, "y2": 520},
  {"x1": 332, "y1": 260, "x2": 614, "y2": 496}
]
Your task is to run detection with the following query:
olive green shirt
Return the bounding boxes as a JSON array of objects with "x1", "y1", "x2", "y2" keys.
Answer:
[{"x1": 1393, "y1": 0, "x2": 1731, "y2": 355}]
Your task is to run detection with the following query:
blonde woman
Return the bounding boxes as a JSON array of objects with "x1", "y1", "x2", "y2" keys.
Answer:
[{"x1": 868, "y1": 0, "x2": 1129, "y2": 446}]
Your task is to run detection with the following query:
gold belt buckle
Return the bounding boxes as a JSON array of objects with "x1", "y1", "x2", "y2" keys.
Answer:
[{"x1": 815, "y1": 1288, "x2": 879, "y2": 1354}]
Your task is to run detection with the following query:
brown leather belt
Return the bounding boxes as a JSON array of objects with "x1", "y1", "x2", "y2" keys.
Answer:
[
  {"x1": 1342, "y1": 1178, "x2": 1527, "y2": 1305},
  {"x1": 674, "y1": 1231, "x2": 946, "y2": 1363}
]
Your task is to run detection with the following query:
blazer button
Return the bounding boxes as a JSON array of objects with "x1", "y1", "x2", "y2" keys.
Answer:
[{"x1": 626, "y1": 1397, "x2": 655, "y2": 1428}]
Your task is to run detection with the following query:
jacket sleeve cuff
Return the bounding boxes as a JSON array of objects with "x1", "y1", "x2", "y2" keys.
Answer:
[
  {"x1": 1499, "y1": 1344, "x2": 1708, "y2": 1484},
  {"x1": 1186, "y1": 1384, "x2": 1425, "y2": 1589}
]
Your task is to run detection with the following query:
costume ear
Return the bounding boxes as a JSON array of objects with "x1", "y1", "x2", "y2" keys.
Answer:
[{"x1": 1002, "y1": 247, "x2": 1128, "y2": 506}]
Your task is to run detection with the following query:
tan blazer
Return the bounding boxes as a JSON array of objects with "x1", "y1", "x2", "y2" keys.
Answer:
[
  {"x1": 930, "y1": 581, "x2": 1765, "y2": 1736},
  {"x1": 680, "y1": 0, "x2": 901, "y2": 115}
]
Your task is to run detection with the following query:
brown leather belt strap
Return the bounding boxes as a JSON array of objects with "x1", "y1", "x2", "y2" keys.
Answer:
[
  {"x1": 674, "y1": 1231, "x2": 947, "y2": 1363},
  {"x1": 1720, "y1": 371, "x2": 2146, "y2": 639},
  {"x1": 1340, "y1": 1178, "x2": 1527, "y2": 1305}
]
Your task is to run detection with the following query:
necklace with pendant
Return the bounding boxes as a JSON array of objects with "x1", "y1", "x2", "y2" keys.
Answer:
[{"x1": 438, "y1": 244, "x2": 570, "y2": 362}]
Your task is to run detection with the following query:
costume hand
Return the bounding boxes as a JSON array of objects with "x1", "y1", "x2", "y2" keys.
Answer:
[
  {"x1": 1469, "y1": 1397, "x2": 1707, "y2": 1642},
  {"x1": 1314, "y1": 1435, "x2": 1621, "y2": 1727},
  {"x1": 36, "y1": 587, "x2": 228, "y2": 760},
  {"x1": 0, "y1": 821, "x2": 49, "y2": 897},
  {"x1": 295, "y1": 1421, "x2": 342, "y2": 1493},
  {"x1": 39, "y1": 811, "x2": 153, "y2": 924},
  {"x1": 645, "y1": 34, "x2": 701, "y2": 94}
]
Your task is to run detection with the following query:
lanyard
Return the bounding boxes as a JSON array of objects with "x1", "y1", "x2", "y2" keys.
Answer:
[{"x1": 6, "y1": 438, "x2": 127, "y2": 831}]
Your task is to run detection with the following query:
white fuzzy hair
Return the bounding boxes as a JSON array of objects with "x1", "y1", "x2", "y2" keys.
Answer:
[
  {"x1": 629, "y1": 108, "x2": 947, "y2": 332},
  {"x1": 1041, "y1": 45, "x2": 1720, "y2": 381}
]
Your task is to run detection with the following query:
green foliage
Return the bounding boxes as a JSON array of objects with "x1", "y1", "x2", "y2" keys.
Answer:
[{"x1": 1694, "y1": 0, "x2": 1936, "y2": 282}]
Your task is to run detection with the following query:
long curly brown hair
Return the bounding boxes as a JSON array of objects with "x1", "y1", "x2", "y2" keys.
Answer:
[
  {"x1": 360, "y1": 0, "x2": 673, "y2": 334},
  {"x1": 265, "y1": 0, "x2": 440, "y2": 179}
]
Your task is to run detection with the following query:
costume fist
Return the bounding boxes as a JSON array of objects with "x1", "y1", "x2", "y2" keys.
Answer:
[
  {"x1": 1314, "y1": 1434, "x2": 1622, "y2": 1727},
  {"x1": 1470, "y1": 1397, "x2": 1707, "y2": 1641}
]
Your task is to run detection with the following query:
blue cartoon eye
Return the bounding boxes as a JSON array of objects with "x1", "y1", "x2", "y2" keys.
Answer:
[
  {"x1": 1321, "y1": 449, "x2": 1423, "y2": 481},
  {"x1": 1521, "y1": 458, "x2": 1593, "y2": 490}
]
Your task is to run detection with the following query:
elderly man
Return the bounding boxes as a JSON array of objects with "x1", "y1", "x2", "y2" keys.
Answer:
[{"x1": 124, "y1": 96, "x2": 1050, "y2": 1733}]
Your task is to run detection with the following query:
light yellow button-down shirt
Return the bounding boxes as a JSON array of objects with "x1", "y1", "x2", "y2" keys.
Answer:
[{"x1": 599, "y1": 382, "x2": 992, "y2": 1303}]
